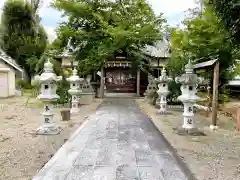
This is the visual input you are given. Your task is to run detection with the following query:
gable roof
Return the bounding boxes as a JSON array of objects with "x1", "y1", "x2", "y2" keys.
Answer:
[
  {"x1": 193, "y1": 59, "x2": 218, "y2": 69},
  {"x1": 0, "y1": 49, "x2": 23, "y2": 72},
  {"x1": 142, "y1": 38, "x2": 171, "y2": 58}
]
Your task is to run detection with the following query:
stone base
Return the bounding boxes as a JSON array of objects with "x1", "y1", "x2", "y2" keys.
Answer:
[
  {"x1": 32, "y1": 123, "x2": 63, "y2": 135},
  {"x1": 157, "y1": 111, "x2": 172, "y2": 115},
  {"x1": 209, "y1": 125, "x2": 218, "y2": 131},
  {"x1": 173, "y1": 127, "x2": 206, "y2": 136}
]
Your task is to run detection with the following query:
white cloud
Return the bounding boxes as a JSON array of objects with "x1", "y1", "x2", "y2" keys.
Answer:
[
  {"x1": 148, "y1": 0, "x2": 197, "y2": 16},
  {"x1": 0, "y1": 0, "x2": 198, "y2": 41},
  {"x1": 147, "y1": 0, "x2": 198, "y2": 26}
]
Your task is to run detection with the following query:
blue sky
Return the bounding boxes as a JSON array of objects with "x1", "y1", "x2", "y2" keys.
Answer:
[{"x1": 0, "y1": 0, "x2": 198, "y2": 42}]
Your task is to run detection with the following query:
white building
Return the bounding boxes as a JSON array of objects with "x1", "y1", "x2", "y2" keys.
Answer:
[{"x1": 0, "y1": 49, "x2": 23, "y2": 98}]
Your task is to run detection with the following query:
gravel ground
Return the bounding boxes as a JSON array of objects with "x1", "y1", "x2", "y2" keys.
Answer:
[
  {"x1": 136, "y1": 98, "x2": 240, "y2": 180},
  {"x1": 0, "y1": 97, "x2": 102, "y2": 180}
]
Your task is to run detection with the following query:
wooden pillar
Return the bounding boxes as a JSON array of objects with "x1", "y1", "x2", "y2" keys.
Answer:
[
  {"x1": 100, "y1": 66, "x2": 105, "y2": 98},
  {"x1": 136, "y1": 69, "x2": 140, "y2": 96},
  {"x1": 211, "y1": 61, "x2": 219, "y2": 126},
  {"x1": 93, "y1": 71, "x2": 96, "y2": 81}
]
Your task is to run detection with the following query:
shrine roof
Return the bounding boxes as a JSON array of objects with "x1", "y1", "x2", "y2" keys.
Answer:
[
  {"x1": 193, "y1": 59, "x2": 218, "y2": 69},
  {"x1": 142, "y1": 38, "x2": 171, "y2": 58},
  {"x1": 0, "y1": 49, "x2": 23, "y2": 72}
]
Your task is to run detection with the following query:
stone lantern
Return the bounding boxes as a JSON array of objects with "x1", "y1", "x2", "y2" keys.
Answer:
[
  {"x1": 67, "y1": 67, "x2": 84, "y2": 113},
  {"x1": 143, "y1": 74, "x2": 158, "y2": 104},
  {"x1": 175, "y1": 60, "x2": 202, "y2": 131},
  {"x1": 35, "y1": 59, "x2": 62, "y2": 135},
  {"x1": 156, "y1": 67, "x2": 173, "y2": 114}
]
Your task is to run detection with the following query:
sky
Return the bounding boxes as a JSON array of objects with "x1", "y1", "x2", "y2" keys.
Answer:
[{"x1": 0, "y1": 0, "x2": 198, "y2": 42}]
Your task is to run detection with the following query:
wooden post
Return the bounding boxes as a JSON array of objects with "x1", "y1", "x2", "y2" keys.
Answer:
[
  {"x1": 205, "y1": 85, "x2": 211, "y2": 117},
  {"x1": 99, "y1": 66, "x2": 105, "y2": 98},
  {"x1": 136, "y1": 69, "x2": 140, "y2": 96},
  {"x1": 211, "y1": 61, "x2": 219, "y2": 126},
  {"x1": 93, "y1": 71, "x2": 96, "y2": 81}
]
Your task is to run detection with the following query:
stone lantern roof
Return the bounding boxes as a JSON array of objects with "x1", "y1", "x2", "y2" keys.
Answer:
[
  {"x1": 39, "y1": 59, "x2": 62, "y2": 82},
  {"x1": 67, "y1": 68, "x2": 84, "y2": 83},
  {"x1": 175, "y1": 60, "x2": 198, "y2": 85},
  {"x1": 156, "y1": 66, "x2": 172, "y2": 83},
  {"x1": 142, "y1": 35, "x2": 171, "y2": 58},
  {"x1": 58, "y1": 38, "x2": 74, "y2": 58}
]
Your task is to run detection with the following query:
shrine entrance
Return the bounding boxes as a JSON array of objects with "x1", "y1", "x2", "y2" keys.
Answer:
[{"x1": 105, "y1": 67, "x2": 136, "y2": 93}]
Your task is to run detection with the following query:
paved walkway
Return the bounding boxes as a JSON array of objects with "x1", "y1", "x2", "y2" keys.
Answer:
[{"x1": 33, "y1": 98, "x2": 188, "y2": 180}]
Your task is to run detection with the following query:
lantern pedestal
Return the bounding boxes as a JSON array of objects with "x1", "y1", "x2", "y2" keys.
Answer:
[
  {"x1": 158, "y1": 94, "x2": 172, "y2": 114},
  {"x1": 182, "y1": 103, "x2": 195, "y2": 129},
  {"x1": 174, "y1": 127, "x2": 205, "y2": 136},
  {"x1": 70, "y1": 94, "x2": 80, "y2": 113},
  {"x1": 209, "y1": 124, "x2": 218, "y2": 130},
  {"x1": 34, "y1": 104, "x2": 63, "y2": 135}
]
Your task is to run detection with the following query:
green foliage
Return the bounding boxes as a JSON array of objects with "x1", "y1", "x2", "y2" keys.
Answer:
[
  {"x1": 15, "y1": 78, "x2": 33, "y2": 89},
  {"x1": 167, "y1": 81, "x2": 182, "y2": 104},
  {"x1": 168, "y1": 3, "x2": 236, "y2": 85},
  {"x1": 56, "y1": 78, "x2": 70, "y2": 104},
  {"x1": 218, "y1": 87, "x2": 230, "y2": 104},
  {"x1": 167, "y1": 28, "x2": 188, "y2": 76},
  {"x1": 210, "y1": 0, "x2": 240, "y2": 44},
  {"x1": 0, "y1": 0, "x2": 47, "y2": 78},
  {"x1": 53, "y1": 0, "x2": 165, "y2": 74}
]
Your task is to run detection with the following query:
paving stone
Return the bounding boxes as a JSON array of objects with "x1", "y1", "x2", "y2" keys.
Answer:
[
  {"x1": 65, "y1": 165, "x2": 94, "y2": 180},
  {"x1": 135, "y1": 150, "x2": 158, "y2": 167},
  {"x1": 106, "y1": 130, "x2": 118, "y2": 139},
  {"x1": 92, "y1": 166, "x2": 116, "y2": 180},
  {"x1": 32, "y1": 98, "x2": 188, "y2": 180},
  {"x1": 138, "y1": 166, "x2": 164, "y2": 180},
  {"x1": 74, "y1": 149, "x2": 99, "y2": 166},
  {"x1": 131, "y1": 140, "x2": 151, "y2": 151},
  {"x1": 161, "y1": 169, "x2": 187, "y2": 180},
  {"x1": 148, "y1": 139, "x2": 169, "y2": 153},
  {"x1": 95, "y1": 146, "x2": 117, "y2": 166},
  {"x1": 115, "y1": 149, "x2": 136, "y2": 166},
  {"x1": 155, "y1": 152, "x2": 180, "y2": 170},
  {"x1": 116, "y1": 164, "x2": 140, "y2": 180}
]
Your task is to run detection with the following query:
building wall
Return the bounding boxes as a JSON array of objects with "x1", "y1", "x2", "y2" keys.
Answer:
[
  {"x1": 0, "y1": 60, "x2": 16, "y2": 97},
  {"x1": 0, "y1": 72, "x2": 8, "y2": 97},
  {"x1": 61, "y1": 57, "x2": 72, "y2": 67},
  {"x1": 8, "y1": 68, "x2": 15, "y2": 96}
]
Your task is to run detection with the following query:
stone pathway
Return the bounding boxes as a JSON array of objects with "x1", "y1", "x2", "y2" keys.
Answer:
[{"x1": 33, "y1": 98, "x2": 188, "y2": 180}]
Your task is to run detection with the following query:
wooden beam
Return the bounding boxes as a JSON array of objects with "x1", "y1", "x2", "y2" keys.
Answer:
[{"x1": 211, "y1": 61, "x2": 219, "y2": 126}]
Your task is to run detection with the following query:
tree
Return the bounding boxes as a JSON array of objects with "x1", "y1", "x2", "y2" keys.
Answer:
[
  {"x1": 53, "y1": 0, "x2": 165, "y2": 75},
  {"x1": 0, "y1": 0, "x2": 47, "y2": 78},
  {"x1": 168, "y1": 3, "x2": 236, "y2": 85},
  {"x1": 210, "y1": 0, "x2": 240, "y2": 44}
]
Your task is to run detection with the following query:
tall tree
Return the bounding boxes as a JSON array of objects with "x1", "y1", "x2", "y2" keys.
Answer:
[
  {"x1": 210, "y1": 0, "x2": 240, "y2": 44},
  {"x1": 0, "y1": 0, "x2": 47, "y2": 77},
  {"x1": 53, "y1": 0, "x2": 165, "y2": 75}
]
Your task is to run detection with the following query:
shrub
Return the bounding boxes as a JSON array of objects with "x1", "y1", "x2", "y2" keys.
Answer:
[
  {"x1": 55, "y1": 77, "x2": 70, "y2": 104},
  {"x1": 15, "y1": 78, "x2": 33, "y2": 89}
]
